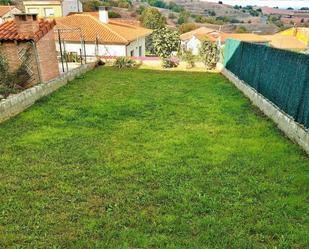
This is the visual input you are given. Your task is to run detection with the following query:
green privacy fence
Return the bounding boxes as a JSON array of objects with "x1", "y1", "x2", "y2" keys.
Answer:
[{"x1": 224, "y1": 39, "x2": 309, "y2": 129}]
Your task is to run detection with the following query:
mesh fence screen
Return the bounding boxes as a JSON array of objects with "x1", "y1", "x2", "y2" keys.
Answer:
[{"x1": 224, "y1": 39, "x2": 309, "y2": 129}]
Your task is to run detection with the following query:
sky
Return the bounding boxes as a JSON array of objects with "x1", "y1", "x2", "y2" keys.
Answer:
[{"x1": 203, "y1": 0, "x2": 309, "y2": 9}]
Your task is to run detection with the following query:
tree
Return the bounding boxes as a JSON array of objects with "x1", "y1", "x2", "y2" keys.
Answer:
[
  {"x1": 0, "y1": 0, "x2": 11, "y2": 4},
  {"x1": 235, "y1": 26, "x2": 247, "y2": 33},
  {"x1": 177, "y1": 11, "x2": 189, "y2": 25},
  {"x1": 83, "y1": 0, "x2": 101, "y2": 11},
  {"x1": 199, "y1": 40, "x2": 219, "y2": 69},
  {"x1": 139, "y1": 7, "x2": 166, "y2": 30},
  {"x1": 178, "y1": 23, "x2": 198, "y2": 34},
  {"x1": 152, "y1": 27, "x2": 180, "y2": 58}
]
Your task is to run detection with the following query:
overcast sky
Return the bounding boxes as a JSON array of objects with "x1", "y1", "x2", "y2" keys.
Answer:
[{"x1": 203, "y1": 0, "x2": 309, "y2": 9}]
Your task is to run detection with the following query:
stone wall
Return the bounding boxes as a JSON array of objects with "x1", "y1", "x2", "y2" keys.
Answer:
[
  {"x1": 0, "y1": 62, "x2": 96, "y2": 124},
  {"x1": 221, "y1": 66, "x2": 309, "y2": 155}
]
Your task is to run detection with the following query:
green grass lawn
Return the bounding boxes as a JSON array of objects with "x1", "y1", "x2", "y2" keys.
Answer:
[{"x1": 0, "y1": 67, "x2": 308, "y2": 249}]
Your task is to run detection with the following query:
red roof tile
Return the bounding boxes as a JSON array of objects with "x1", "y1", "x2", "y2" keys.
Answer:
[
  {"x1": 0, "y1": 6, "x2": 15, "y2": 17},
  {"x1": 0, "y1": 19, "x2": 56, "y2": 42}
]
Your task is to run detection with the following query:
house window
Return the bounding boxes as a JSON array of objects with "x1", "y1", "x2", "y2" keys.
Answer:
[
  {"x1": 130, "y1": 50, "x2": 134, "y2": 57},
  {"x1": 28, "y1": 8, "x2": 39, "y2": 14},
  {"x1": 44, "y1": 8, "x2": 55, "y2": 17},
  {"x1": 139, "y1": 46, "x2": 142, "y2": 56}
]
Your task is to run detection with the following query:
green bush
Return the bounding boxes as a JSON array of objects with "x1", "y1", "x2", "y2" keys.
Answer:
[
  {"x1": 162, "y1": 57, "x2": 179, "y2": 68},
  {"x1": 113, "y1": 57, "x2": 136, "y2": 69},
  {"x1": 199, "y1": 40, "x2": 219, "y2": 69},
  {"x1": 108, "y1": 11, "x2": 121, "y2": 18},
  {"x1": 180, "y1": 49, "x2": 196, "y2": 68}
]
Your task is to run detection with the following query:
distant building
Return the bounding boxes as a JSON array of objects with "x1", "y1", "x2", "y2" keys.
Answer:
[
  {"x1": 0, "y1": 6, "x2": 21, "y2": 24},
  {"x1": 23, "y1": 0, "x2": 82, "y2": 17},
  {"x1": 0, "y1": 14, "x2": 59, "y2": 85},
  {"x1": 180, "y1": 27, "x2": 270, "y2": 55},
  {"x1": 54, "y1": 7, "x2": 152, "y2": 57},
  {"x1": 263, "y1": 27, "x2": 309, "y2": 51}
]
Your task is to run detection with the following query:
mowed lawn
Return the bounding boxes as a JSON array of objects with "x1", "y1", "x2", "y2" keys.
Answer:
[{"x1": 0, "y1": 67, "x2": 308, "y2": 249}]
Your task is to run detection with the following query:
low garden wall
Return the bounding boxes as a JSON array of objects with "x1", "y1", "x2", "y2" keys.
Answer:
[
  {"x1": 221, "y1": 67, "x2": 309, "y2": 155},
  {"x1": 0, "y1": 62, "x2": 96, "y2": 124}
]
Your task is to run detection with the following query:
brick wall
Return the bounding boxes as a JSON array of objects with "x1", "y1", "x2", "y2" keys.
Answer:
[
  {"x1": 0, "y1": 41, "x2": 40, "y2": 86},
  {"x1": 36, "y1": 30, "x2": 60, "y2": 82}
]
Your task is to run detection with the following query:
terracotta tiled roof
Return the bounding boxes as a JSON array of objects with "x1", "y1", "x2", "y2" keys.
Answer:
[
  {"x1": 180, "y1": 27, "x2": 217, "y2": 41},
  {"x1": 195, "y1": 32, "x2": 270, "y2": 44},
  {"x1": 0, "y1": 19, "x2": 56, "y2": 41},
  {"x1": 54, "y1": 14, "x2": 152, "y2": 45},
  {"x1": 83, "y1": 12, "x2": 141, "y2": 26},
  {"x1": 263, "y1": 34, "x2": 307, "y2": 50},
  {"x1": 0, "y1": 6, "x2": 15, "y2": 17}
]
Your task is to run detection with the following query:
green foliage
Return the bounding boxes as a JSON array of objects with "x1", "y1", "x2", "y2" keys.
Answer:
[
  {"x1": 82, "y1": 0, "x2": 101, "y2": 11},
  {"x1": 144, "y1": 0, "x2": 184, "y2": 12},
  {"x1": 180, "y1": 49, "x2": 196, "y2": 68},
  {"x1": 152, "y1": 27, "x2": 180, "y2": 58},
  {"x1": 199, "y1": 40, "x2": 219, "y2": 69},
  {"x1": 0, "y1": 67, "x2": 307, "y2": 248},
  {"x1": 108, "y1": 11, "x2": 121, "y2": 18},
  {"x1": 178, "y1": 23, "x2": 198, "y2": 34},
  {"x1": 83, "y1": 0, "x2": 131, "y2": 11},
  {"x1": 139, "y1": 7, "x2": 166, "y2": 29},
  {"x1": 177, "y1": 11, "x2": 189, "y2": 25},
  {"x1": 113, "y1": 56, "x2": 136, "y2": 68},
  {"x1": 235, "y1": 25, "x2": 248, "y2": 33},
  {"x1": 268, "y1": 15, "x2": 284, "y2": 28},
  {"x1": 0, "y1": 0, "x2": 11, "y2": 4},
  {"x1": 162, "y1": 56, "x2": 179, "y2": 68},
  {"x1": 205, "y1": 9, "x2": 216, "y2": 16}
]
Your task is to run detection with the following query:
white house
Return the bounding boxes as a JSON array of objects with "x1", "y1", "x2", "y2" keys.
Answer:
[
  {"x1": 62, "y1": 0, "x2": 83, "y2": 16},
  {"x1": 0, "y1": 6, "x2": 21, "y2": 24},
  {"x1": 54, "y1": 7, "x2": 152, "y2": 57},
  {"x1": 180, "y1": 26, "x2": 270, "y2": 55}
]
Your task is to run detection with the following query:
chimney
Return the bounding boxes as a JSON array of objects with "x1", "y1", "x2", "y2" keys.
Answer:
[
  {"x1": 99, "y1": 6, "x2": 108, "y2": 24},
  {"x1": 14, "y1": 14, "x2": 39, "y2": 36}
]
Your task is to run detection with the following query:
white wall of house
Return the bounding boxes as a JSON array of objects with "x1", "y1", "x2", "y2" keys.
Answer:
[
  {"x1": 182, "y1": 36, "x2": 202, "y2": 55},
  {"x1": 126, "y1": 37, "x2": 146, "y2": 57},
  {"x1": 56, "y1": 36, "x2": 147, "y2": 57},
  {"x1": 62, "y1": 0, "x2": 83, "y2": 16},
  {"x1": 56, "y1": 41, "x2": 126, "y2": 57}
]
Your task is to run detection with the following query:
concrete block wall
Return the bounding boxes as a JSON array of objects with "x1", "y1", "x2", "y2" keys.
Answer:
[
  {"x1": 221, "y1": 66, "x2": 309, "y2": 155},
  {"x1": 0, "y1": 63, "x2": 96, "y2": 124}
]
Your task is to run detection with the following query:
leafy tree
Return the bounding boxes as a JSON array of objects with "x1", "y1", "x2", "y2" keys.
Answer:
[
  {"x1": 108, "y1": 11, "x2": 121, "y2": 18},
  {"x1": 0, "y1": 0, "x2": 11, "y2": 4},
  {"x1": 177, "y1": 11, "x2": 189, "y2": 25},
  {"x1": 139, "y1": 7, "x2": 166, "y2": 29},
  {"x1": 178, "y1": 23, "x2": 198, "y2": 34},
  {"x1": 152, "y1": 27, "x2": 180, "y2": 58},
  {"x1": 199, "y1": 40, "x2": 219, "y2": 69},
  {"x1": 235, "y1": 26, "x2": 247, "y2": 33}
]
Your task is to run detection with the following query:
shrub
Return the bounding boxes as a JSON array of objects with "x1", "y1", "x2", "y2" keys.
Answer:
[
  {"x1": 199, "y1": 40, "x2": 219, "y2": 69},
  {"x1": 235, "y1": 26, "x2": 247, "y2": 33},
  {"x1": 162, "y1": 56, "x2": 179, "y2": 68},
  {"x1": 180, "y1": 49, "x2": 196, "y2": 68},
  {"x1": 108, "y1": 11, "x2": 121, "y2": 18},
  {"x1": 113, "y1": 57, "x2": 136, "y2": 68},
  {"x1": 179, "y1": 23, "x2": 198, "y2": 34}
]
